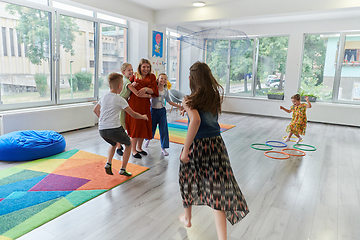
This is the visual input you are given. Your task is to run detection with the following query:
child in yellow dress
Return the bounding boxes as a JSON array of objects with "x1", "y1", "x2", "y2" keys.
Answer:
[{"x1": 280, "y1": 94, "x2": 312, "y2": 143}]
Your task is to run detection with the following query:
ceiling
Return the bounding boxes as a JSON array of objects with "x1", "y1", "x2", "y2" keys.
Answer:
[
  {"x1": 128, "y1": 0, "x2": 235, "y2": 11},
  {"x1": 126, "y1": 0, "x2": 360, "y2": 28}
]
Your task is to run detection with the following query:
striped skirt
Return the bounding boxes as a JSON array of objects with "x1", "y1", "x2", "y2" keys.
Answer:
[{"x1": 179, "y1": 135, "x2": 249, "y2": 225}]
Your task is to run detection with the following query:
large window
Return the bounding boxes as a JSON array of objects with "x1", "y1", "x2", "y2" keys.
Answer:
[
  {"x1": 206, "y1": 39, "x2": 229, "y2": 90},
  {"x1": 0, "y1": 0, "x2": 128, "y2": 110},
  {"x1": 99, "y1": 23, "x2": 127, "y2": 98},
  {"x1": 300, "y1": 32, "x2": 360, "y2": 103},
  {"x1": 338, "y1": 33, "x2": 360, "y2": 102},
  {"x1": 205, "y1": 35, "x2": 289, "y2": 98},
  {"x1": 0, "y1": 3, "x2": 52, "y2": 106},
  {"x1": 256, "y1": 36, "x2": 288, "y2": 97},
  {"x1": 229, "y1": 39, "x2": 254, "y2": 95},
  {"x1": 57, "y1": 14, "x2": 96, "y2": 102}
]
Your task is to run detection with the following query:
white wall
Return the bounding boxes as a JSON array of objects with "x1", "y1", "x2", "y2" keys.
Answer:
[
  {"x1": 128, "y1": 21, "x2": 149, "y2": 66},
  {"x1": 220, "y1": 17, "x2": 360, "y2": 127}
]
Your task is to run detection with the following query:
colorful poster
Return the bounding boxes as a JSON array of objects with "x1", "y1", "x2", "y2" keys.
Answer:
[
  {"x1": 149, "y1": 57, "x2": 166, "y2": 78},
  {"x1": 152, "y1": 31, "x2": 163, "y2": 58}
]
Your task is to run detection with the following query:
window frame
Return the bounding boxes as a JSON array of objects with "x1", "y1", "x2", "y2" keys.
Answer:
[
  {"x1": 0, "y1": 0, "x2": 128, "y2": 111},
  {"x1": 300, "y1": 31, "x2": 360, "y2": 105},
  {"x1": 204, "y1": 34, "x2": 289, "y2": 98}
]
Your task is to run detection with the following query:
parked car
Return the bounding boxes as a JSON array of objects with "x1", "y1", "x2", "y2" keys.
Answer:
[
  {"x1": 269, "y1": 79, "x2": 285, "y2": 88},
  {"x1": 266, "y1": 75, "x2": 277, "y2": 85}
]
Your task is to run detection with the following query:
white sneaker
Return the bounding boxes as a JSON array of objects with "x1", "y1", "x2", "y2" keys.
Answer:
[
  {"x1": 161, "y1": 148, "x2": 169, "y2": 156},
  {"x1": 283, "y1": 137, "x2": 290, "y2": 143},
  {"x1": 296, "y1": 137, "x2": 302, "y2": 144},
  {"x1": 144, "y1": 139, "x2": 150, "y2": 148}
]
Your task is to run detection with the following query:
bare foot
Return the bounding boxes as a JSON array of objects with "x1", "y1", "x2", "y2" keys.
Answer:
[{"x1": 179, "y1": 213, "x2": 192, "y2": 227}]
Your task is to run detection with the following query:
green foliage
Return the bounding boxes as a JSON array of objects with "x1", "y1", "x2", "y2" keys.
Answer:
[
  {"x1": 75, "y1": 72, "x2": 93, "y2": 91},
  {"x1": 267, "y1": 90, "x2": 284, "y2": 95},
  {"x1": 6, "y1": 4, "x2": 79, "y2": 65},
  {"x1": 98, "y1": 77, "x2": 104, "y2": 88},
  {"x1": 300, "y1": 76, "x2": 332, "y2": 99},
  {"x1": 301, "y1": 35, "x2": 327, "y2": 85},
  {"x1": 257, "y1": 36, "x2": 288, "y2": 90},
  {"x1": 67, "y1": 74, "x2": 77, "y2": 92},
  {"x1": 230, "y1": 39, "x2": 253, "y2": 81},
  {"x1": 206, "y1": 40, "x2": 229, "y2": 82},
  {"x1": 34, "y1": 73, "x2": 48, "y2": 97}
]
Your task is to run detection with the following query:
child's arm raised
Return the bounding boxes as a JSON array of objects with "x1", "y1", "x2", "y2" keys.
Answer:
[
  {"x1": 280, "y1": 106, "x2": 292, "y2": 113},
  {"x1": 180, "y1": 98, "x2": 200, "y2": 164},
  {"x1": 124, "y1": 106, "x2": 148, "y2": 121},
  {"x1": 305, "y1": 96, "x2": 312, "y2": 108},
  {"x1": 93, "y1": 103, "x2": 100, "y2": 118}
]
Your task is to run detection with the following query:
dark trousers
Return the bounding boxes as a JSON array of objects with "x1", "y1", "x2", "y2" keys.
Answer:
[{"x1": 151, "y1": 107, "x2": 169, "y2": 149}]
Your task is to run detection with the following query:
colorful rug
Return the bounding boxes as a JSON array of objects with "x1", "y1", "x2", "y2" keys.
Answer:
[
  {"x1": 154, "y1": 118, "x2": 235, "y2": 144},
  {"x1": 0, "y1": 149, "x2": 149, "y2": 240}
]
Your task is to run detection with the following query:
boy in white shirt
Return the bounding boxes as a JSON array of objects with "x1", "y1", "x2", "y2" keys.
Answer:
[{"x1": 93, "y1": 73, "x2": 148, "y2": 176}]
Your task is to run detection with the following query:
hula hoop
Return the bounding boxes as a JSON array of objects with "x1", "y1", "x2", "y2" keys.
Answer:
[
  {"x1": 293, "y1": 144, "x2": 317, "y2": 151},
  {"x1": 281, "y1": 148, "x2": 306, "y2": 156},
  {"x1": 282, "y1": 136, "x2": 303, "y2": 142},
  {"x1": 264, "y1": 151, "x2": 290, "y2": 160},
  {"x1": 265, "y1": 141, "x2": 287, "y2": 148},
  {"x1": 251, "y1": 143, "x2": 273, "y2": 151}
]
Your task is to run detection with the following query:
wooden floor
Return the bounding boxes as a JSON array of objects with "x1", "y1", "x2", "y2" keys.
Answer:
[{"x1": 2, "y1": 111, "x2": 360, "y2": 240}]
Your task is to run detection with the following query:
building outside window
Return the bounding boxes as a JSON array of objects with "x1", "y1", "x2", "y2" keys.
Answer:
[{"x1": 0, "y1": 1, "x2": 128, "y2": 110}]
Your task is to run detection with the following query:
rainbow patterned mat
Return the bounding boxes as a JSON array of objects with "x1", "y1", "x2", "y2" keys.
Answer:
[
  {"x1": 154, "y1": 118, "x2": 235, "y2": 144},
  {"x1": 0, "y1": 149, "x2": 149, "y2": 240}
]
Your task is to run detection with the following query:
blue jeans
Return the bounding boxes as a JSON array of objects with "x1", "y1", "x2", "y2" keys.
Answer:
[{"x1": 151, "y1": 107, "x2": 169, "y2": 149}]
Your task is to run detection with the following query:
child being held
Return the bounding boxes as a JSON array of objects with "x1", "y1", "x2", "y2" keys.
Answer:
[
  {"x1": 280, "y1": 94, "x2": 312, "y2": 143},
  {"x1": 93, "y1": 73, "x2": 148, "y2": 176},
  {"x1": 116, "y1": 63, "x2": 151, "y2": 156}
]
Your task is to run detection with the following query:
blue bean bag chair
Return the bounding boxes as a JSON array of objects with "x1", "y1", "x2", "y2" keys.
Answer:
[{"x1": 0, "y1": 130, "x2": 66, "y2": 161}]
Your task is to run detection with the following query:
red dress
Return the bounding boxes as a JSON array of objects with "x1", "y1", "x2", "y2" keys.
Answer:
[{"x1": 125, "y1": 73, "x2": 158, "y2": 139}]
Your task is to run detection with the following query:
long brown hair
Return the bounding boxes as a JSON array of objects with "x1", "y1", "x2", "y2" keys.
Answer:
[
  {"x1": 135, "y1": 58, "x2": 152, "y2": 79},
  {"x1": 186, "y1": 61, "x2": 223, "y2": 115}
]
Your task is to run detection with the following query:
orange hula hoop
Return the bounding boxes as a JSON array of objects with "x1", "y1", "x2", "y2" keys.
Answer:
[
  {"x1": 264, "y1": 151, "x2": 289, "y2": 160},
  {"x1": 281, "y1": 148, "x2": 306, "y2": 157}
]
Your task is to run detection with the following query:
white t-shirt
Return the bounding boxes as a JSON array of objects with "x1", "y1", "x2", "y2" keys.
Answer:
[{"x1": 98, "y1": 92, "x2": 129, "y2": 130}]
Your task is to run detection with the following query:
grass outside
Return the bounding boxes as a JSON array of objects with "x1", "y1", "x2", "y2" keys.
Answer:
[{"x1": 0, "y1": 87, "x2": 95, "y2": 105}]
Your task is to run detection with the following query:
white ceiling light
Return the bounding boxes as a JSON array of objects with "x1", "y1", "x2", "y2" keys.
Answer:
[{"x1": 193, "y1": 2, "x2": 206, "y2": 7}]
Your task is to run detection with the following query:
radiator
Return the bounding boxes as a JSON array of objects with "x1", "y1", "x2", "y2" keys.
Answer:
[{"x1": 0, "y1": 102, "x2": 97, "y2": 135}]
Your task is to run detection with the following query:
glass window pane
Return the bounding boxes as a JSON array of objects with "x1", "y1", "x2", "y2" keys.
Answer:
[
  {"x1": 26, "y1": 0, "x2": 48, "y2": 5},
  {"x1": 99, "y1": 23, "x2": 127, "y2": 98},
  {"x1": 53, "y1": 2, "x2": 93, "y2": 17},
  {"x1": 167, "y1": 37, "x2": 180, "y2": 90},
  {"x1": 229, "y1": 39, "x2": 254, "y2": 95},
  {"x1": 206, "y1": 39, "x2": 229, "y2": 90},
  {"x1": 300, "y1": 34, "x2": 339, "y2": 101},
  {"x1": 58, "y1": 15, "x2": 95, "y2": 101},
  {"x1": 97, "y1": 13, "x2": 126, "y2": 25},
  {"x1": 256, "y1": 36, "x2": 288, "y2": 97},
  {"x1": 338, "y1": 33, "x2": 360, "y2": 102},
  {"x1": 0, "y1": 3, "x2": 51, "y2": 105}
]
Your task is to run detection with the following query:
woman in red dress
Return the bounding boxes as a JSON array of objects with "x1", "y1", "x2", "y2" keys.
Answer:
[{"x1": 125, "y1": 59, "x2": 159, "y2": 158}]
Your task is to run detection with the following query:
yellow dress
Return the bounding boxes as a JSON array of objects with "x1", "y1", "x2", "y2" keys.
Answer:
[{"x1": 286, "y1": 103, "x2": 307, "y2": 135}]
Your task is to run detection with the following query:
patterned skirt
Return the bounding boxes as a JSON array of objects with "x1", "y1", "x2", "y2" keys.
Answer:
[{"x1": 179, "y1": 135, "x2": 249, "y2": 225}]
